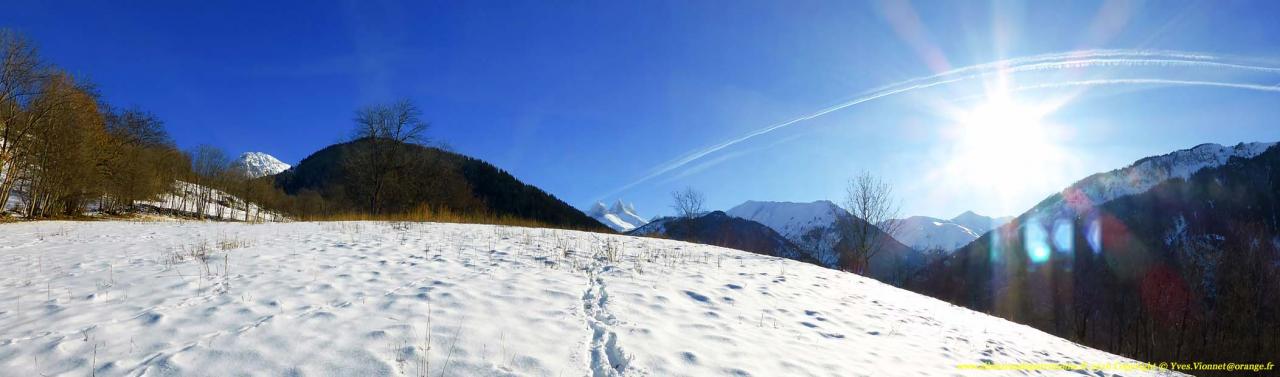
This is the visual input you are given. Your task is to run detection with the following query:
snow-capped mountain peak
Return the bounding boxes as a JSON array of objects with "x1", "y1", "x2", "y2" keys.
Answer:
[
  {"x1": 588, "y1": 199, "x2": 648, "y2": 232},
  {"x1": 234, "y1": 152, "x2": 290, "y2": 178},
  {"x1": 610, "y1": 199, "x2": 638, "y2": 216},
  {"x1": 725, "y1": 200, "x2": 844, "y2": 241},
  {"x1": 724, "y1": 200, "x2": 854, "y2": 266}
]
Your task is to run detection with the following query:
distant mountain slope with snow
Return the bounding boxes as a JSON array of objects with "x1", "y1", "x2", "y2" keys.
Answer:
[
  {"x1": 890, "y1": 216, "x2": 981, "y2": 251},
  {"x1": 725, "y1": 200, "x2": 842, "y2": 241},
  {"x1": 588, "y1": 200, "x2": 648, "y2": 232},
  {"x1": 234, "y1": 152, "x2": 290, "y2": 178},
  {"x1": 948, "y1": 211, "x2": 1012, "y2": 235},
  {"x1": 1052, "y1": 142, "x2": 1275, "y2": 213},
  {"x1": 892, "y1": 143, "x2": 1275, "y2": 253},
  {"x1": 0, "y1": 221, "x2": 1177, "y2": 376},
  {"x1": 911, "y1": 141, "x2": 1280, "y2": 368},
  {"x1": 886, "y1": 212, "x2": 1011, "y2": 251},
  {"x1": 726, "y1": 200, "x2": 921, "y2": 284}
]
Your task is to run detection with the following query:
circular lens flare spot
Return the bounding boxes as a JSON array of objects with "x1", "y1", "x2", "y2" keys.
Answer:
[
  {"x1": 1053, "y1": 219, "x2": 1074, "y2": 253},
  {"x1": 1024, "y1": 217, "x2": 1051, "y2": 264}
]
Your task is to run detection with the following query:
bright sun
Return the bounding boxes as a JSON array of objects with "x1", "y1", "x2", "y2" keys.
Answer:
[
  {"x1": 943, "y1": 93, "x2": 1067, "y2": 202},
  {"x1": 958, "y1": 96, "x2": 1050, "y2": 162}
]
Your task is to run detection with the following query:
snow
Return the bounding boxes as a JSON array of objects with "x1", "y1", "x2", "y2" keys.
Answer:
[
  {"x1": 0, "y1": 179, "x2": 282, "y2": 222},
  {"x1": 587, "y1": 200, "x2": 648, "y2": 232},
  {"x1": 948, "y1": 211, "x2": 1012, "y2": 236},
  {"x1": 138, "y1": 181, "x2": 286, "y2": 222},
  {"x1": 2, "y1": 192, "x2": 17, "y2": 213},
  {"x1": 0, "y1": 221, "x2": 1180, "y2": 376},
  {"x1": 234, "y1": 152, "x2": 290, "y2": 179},
  {"x1": 886, "y1": 212, "x2": 1012, "y2": 252},
  {"x1": 1055, "y1": 142, "x2": 1276, "y2": 213},
  {"x1": 725, "y1": 200, "x2": 847, "y2": 265},
  {"x1": 725, "y1": 200, "x2": 841, "y2": 241},
  {"x1": 891, "y1": 216, "x2": 981, "y2": 251}
]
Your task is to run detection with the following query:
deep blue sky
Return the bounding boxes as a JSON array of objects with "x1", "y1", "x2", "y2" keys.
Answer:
[{"x1": 5, "y1": 1, "x2": 1280, "y2": 219}]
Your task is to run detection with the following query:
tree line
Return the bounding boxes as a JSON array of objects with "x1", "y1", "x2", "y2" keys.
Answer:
[
  {"x1": 1, "y1": 30, "x2": 181, "y2": 216},
  {"x1": 0, "y1": 30, "x2": 294, "y2": 220}
]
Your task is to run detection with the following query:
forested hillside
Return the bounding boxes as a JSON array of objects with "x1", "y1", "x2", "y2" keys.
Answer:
[
  {"x1": 909, "y1": 145, "x2": 1280, "y2": 373},
  {"x1": 274, "y1": 137, "x2": 609, "y2": 231}
]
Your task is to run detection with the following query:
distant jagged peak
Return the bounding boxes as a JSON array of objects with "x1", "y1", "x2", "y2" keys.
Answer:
[
  {"x1": 588, "y1": 199, "x2": 648, "y2": 232},
  {"x1": 589, "y1": 201, "x2": 609, "y2": 216},
  {"x1": 610, "y1": 199, "x2": 638, "y2": 215}
]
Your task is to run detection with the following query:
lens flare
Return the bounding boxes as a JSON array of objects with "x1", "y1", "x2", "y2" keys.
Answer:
[
  {"x1": 1086, "y1": 215, "x2": 1103, "y2": 255},
  {"x1": 1052, "y1": 219, "x2": 1074, "y2": 254},
  {"x1": 1024, "y1": 217, "x2": 1052, "y2": 264}
]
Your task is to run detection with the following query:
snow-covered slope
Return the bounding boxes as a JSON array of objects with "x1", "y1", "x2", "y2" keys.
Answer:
[
  {"x1": 890, "y1": 216, "x2": 981, "y2": 251},
  {"x1": 234, "y1": 152, "x2": 290, "y2": 178},
  {"x1": 139, "y1": 181, "x2": 286, "y2": 222},
  {"x1": 0, "y1": 174, "x2": 281, "y2": 222},
  {"x1": 1, "y1": 190, "x2": 17, "y2": 214},
  {"x1": 1054, "y1": 142, "x2": 1275, "y2": 213},
  {"x1": 587, "y1": 200, "x2": 648, "y2": 232},
  {"x1": 0, "y1": 221, "x2": 1178, "y2": 376}
]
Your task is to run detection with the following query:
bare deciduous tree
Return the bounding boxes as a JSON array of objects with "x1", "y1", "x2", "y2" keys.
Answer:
[
  {"x1": 0, "y1": 30, "x2": 48, "y2": 210},
  {"x1": 670, "y1": 186, "x2": 705, "y2": 219},
  {"x1": 100, "y1": 107, "x2": 181, "y2": 212},
  {"x1": 20, "y1": 73, "x2": 106, "y2": 217},
  {"x1": 836, "y1": 171, "x2": 903, "y2": 274},
  {"x1": 353, "y1": 99, "x2": 430, "y2": 144},
  {"x1": 188, "y1": 145, "x2": 230, "y2": 219},
  {"x1": 348, "y1": 99, "x2": 431, "y2": 214}
]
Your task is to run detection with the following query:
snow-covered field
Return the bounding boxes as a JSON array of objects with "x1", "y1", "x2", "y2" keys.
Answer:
[{"x1": 0, "y1": 221, "x2": 1180, "y2": 376}]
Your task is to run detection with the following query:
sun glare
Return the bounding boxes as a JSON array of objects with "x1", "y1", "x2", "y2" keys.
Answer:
[
  {"x1": 958, "y1": 96, "x2": 1050, "y2": 162},
  {"x1": 941, "y1": 92, "x2": 1068, "y2": 207}
]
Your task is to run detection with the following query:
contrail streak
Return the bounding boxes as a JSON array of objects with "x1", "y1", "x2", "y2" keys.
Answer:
[
  {"x1": 1012, "y1": 78, "x2": 1280, "y2": 93},
  {"x1": 597, "y1": 50, "x2": 1280, "y2": 200}
]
